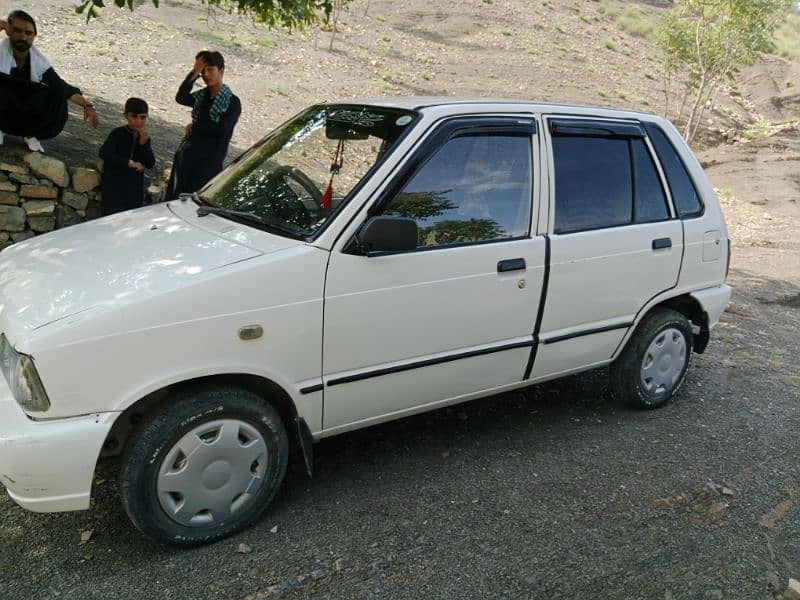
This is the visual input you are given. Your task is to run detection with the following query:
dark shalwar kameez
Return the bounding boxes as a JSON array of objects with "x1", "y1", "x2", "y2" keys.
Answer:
[
  {"x1": 166, "y1": 72, "x2": 241, "y2": 199},
  {"x1": 99, "y1": 126, "x2": 156, "y2": 216},
  {"x1": 0, "y1": 59, "x2": 79, "y2": 140}
]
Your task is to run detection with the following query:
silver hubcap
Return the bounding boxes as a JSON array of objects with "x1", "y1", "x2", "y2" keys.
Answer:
[
  {"x1": 157, "y1": 419, "x2": 268, "y2": 527},
  {"x1": 640, "y1": 327, "x2": 687, "y2": 395}
]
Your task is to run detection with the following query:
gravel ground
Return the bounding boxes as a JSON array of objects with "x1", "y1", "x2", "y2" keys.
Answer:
[{"x1": 1, "y1": 267, "x2": 799, "y2": 599}]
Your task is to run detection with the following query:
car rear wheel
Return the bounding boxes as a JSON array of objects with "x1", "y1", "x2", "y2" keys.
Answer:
[
  {"x1": 120, "y1": 386, "x2": 288, "y2": 547},
  {"x1": 610, "y1": 308, "x2": 693, "y2": 409}
]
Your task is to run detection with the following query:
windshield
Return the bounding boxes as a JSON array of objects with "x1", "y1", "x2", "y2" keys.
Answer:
[{"x1": 200, "y1": 104, "x2": 418, "y2": 238}]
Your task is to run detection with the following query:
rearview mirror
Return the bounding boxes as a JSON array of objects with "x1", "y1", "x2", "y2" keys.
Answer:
[{"x1": 356, "y1": 216, "x2": 418, "y2": 254}]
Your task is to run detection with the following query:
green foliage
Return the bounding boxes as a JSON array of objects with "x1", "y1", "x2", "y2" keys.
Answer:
[
  {"x1": 656, "y1": 0, "x2": 793, "y2": 142},
  {"x1": 772, "y1": 12, "x2": 800, "y2": 62},
  {"x1": 599, "y1": 0, "x2": 658, "y2": 40},
  {"x1": 420, "y1": 219, "x2": 504, "y2": 246},
  {"x1": 387, "y1": 191, "x2": 456, "y2": 220},
  {"x1": 75, "y1": 0, "x2": 340, "y2": 30}
]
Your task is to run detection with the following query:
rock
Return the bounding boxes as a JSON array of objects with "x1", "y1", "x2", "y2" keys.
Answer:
[
  {"x1": 333, "y1": 558, "x2": 345, "y2": 572},
  {"x1": 0, "y1": 205, "x2": 26, "y2": 232},
  {"x1": 86, "y1": 158, "x2": 104, "y2": 174},
  {"x1": 0, "y1": 180, "x2": 17, "y2": 192},
  {"x1": 22, "y1": 200, "x2": 56, "y2": 215},
  {"x1": 237, "y1": 543, "x2": 252, "y2": 554},
  {"x1": 310, "y1": 569, "x2": 328, "y2": 582},
  {"x1": 785, "y1": 579, "x2": 800, "y2": 600},
  {"x1": 70, "y1": 167, "x2": 101, "y2": 193},
  {"x1": 62, "y1": 190, "x2": 89, "y2": 211},
  {"x1": 651, "y1": 498, "x2": 673, "y2": 510},
  {"x1": 56, "y1": 205, "x2": 83, "y2": 228},
  {"x1": 24, "y1": 153, "x2": 69, "y2": 187},
  {"x1": 705, "y1": 590, "x2": 723, "y2": 599},
  {"x1": 85, "y1": 201, "x2": 102, "y2": 220},
  {"x1": 0, "y1": 161, "x2": 28, "y2": 175},
  {"x1": 9, "y1": 171, "x2": 35, "y2": 184},
  {"x1": 11, "y1": 231, "x2": 34, "y2": 242},
  {"x1": 28, "y1": 215, "x2": 56, "y2": 232},
  {"x1": 0, "y1": 191, "x2": 19, "y2": 205},
  {"x1": 296, "y1": 574, "x2": 311, "y2": 585},
  {"x1": 0, "y1": 232, "x2": 9, "y2": 243},
  {"x1": 147, "y1": 185, "x2": 163, "y2": 203},
  {"x1": 20, "y1": 184, "x2": 58, "y2": 199},
  {"x1": 709, "y1": 501, "x2": 728, "y2": 518}
]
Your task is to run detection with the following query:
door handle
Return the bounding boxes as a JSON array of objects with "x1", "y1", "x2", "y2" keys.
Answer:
[
  {"x1": 652, "y1": 238, "x2": 672, "y2": 250},
  {"x1": 497, "y1": 258, "x2": 526, "y2": 272}
]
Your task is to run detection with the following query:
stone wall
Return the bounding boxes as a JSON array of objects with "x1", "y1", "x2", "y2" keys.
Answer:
[{"x1": 0, "y1": 151, "x2": 103, "y2": 250}]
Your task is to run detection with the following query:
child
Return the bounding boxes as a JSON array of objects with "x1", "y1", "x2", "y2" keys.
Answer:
[{"x1": 99, "y1": 97, "x2": 156, "y2": 215}]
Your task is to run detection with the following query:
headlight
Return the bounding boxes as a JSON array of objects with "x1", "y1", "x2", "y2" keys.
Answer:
[{"x1": 0, "y1": 334, "x2": 50, "y2": 412}]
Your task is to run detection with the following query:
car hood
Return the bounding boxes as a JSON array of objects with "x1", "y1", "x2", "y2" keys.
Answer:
[{"x1": 0, "y1": 203, "x2": 284, "y2": 333}]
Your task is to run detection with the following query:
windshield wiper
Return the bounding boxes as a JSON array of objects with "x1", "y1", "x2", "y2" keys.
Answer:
[{"x1": 196, "y1": 205, "x2": 306, "y2": 238}]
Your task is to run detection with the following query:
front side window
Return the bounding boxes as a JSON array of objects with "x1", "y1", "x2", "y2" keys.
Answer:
[
  {"x1": 381, "y1": 133, "x2": 532, "y2": 248},
  {"x1": 201, "y1": 105, "x2": 417, "y2": 238},
  {"x1": 552, "y1": 131, "x2": 670, "y2": 234}
]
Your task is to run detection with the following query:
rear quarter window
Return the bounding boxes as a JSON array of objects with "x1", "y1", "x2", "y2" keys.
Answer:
[{"x1": 645, "y1": 124, "x2": 704, "y2": 218}]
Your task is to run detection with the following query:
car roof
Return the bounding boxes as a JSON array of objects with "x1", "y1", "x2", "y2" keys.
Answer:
[{"x1": 333, "y1": 96, "x2": 663, "y2": 123}]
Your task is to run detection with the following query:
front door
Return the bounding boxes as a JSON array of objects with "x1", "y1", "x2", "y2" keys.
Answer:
[{"x1": 322, "y1": 118, "x2": 545, "y2": 430}]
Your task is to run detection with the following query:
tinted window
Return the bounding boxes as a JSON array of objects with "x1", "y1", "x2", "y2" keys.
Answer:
[
  {"x1": 552, "y1": 136, "x2": 632, "y2": 233},
  {"x1": 632, "y1": 138, "x2": 669, "y2": 223},
  {"x1": 645, "y1": 124, "x2": 703, "y2": 218},
  {"x1": 382, "y1": 134, "x2": 532, "y2": 248}
]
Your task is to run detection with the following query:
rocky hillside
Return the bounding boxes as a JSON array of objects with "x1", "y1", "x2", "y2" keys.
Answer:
[{"x1": 0, "y1": 0, "x2": 797, "y2": 260}]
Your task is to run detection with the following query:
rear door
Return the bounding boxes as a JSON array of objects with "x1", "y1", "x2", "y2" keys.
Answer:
[{"x1": 532, "y1": 117, "x2": 684, "y2": 380}]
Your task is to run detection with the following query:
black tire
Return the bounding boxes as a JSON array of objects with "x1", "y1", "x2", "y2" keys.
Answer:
[
  {"x1": 120, "y1": 386, "x2": 288, "y2": 547},
  {"x1": 610, "y1": 308, "x2": 693, "y2": 409}
]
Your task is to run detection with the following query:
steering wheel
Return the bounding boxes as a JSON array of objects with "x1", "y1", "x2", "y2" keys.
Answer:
[{"x1": 271, "y1": 165, "x2": 323, "y2": 204}]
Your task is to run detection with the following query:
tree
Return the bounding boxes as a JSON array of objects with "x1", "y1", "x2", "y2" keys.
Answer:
[
  {"x1": 656, "y1": 0, "x2": 792, "y2": 143},
  {"x1": 420, "y1": 219, "x2": 504, "y2": 246},
  {"x1": 75, "y1": 0, "x2": 336, "y2": 30}
]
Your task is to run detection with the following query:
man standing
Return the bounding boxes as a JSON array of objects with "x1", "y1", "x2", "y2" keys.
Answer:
[
  {"x1": 0, "y1": 10, "x2": 98, "y2": 152},
  {"x1": 166, "y1": 50, "x2": 241, "y2": 199}
]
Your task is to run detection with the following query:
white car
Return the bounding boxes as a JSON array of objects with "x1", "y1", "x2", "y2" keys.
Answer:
[{"x1": 0, "y1": 99, "x2": 731, "y2": 546}]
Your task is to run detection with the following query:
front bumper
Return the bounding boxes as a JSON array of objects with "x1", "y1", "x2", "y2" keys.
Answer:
[{"x1": 0, "y1": 379, "x2": 119, "y2": 512}]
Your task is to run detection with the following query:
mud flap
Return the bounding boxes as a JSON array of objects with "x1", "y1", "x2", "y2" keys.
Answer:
[{"x1": 294, "y1": 417, "x2": 314, "y2": 477}]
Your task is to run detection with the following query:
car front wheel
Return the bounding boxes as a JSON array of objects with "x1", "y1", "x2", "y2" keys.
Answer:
[
  {"x1": 610, "y1": 308, "x2": 694, "y2": 409},
  {"x1": 120, "y1": 386, "x2": 289, "y2": 547}
]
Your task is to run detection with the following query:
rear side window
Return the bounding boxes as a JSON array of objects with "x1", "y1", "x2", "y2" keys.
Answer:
[
  {"x1": 552, "y1": 136, "x2": 632, "y2": 233},
  {"x1": 552, "y1": 132, "x2": 670, "y2": 234},
  {"x1": 645, "y1": 124, "x2": 703, "y2": 218}
]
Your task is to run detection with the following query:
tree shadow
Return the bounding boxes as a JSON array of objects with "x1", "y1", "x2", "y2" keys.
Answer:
[{"x1": 2, "y1": 96, "x2": 247, "y2": 184}]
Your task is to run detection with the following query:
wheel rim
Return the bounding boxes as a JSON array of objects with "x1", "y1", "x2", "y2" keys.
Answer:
[
  {"x1": 157, "y1": 419, "x2": 268, "y2": 527},
  {"x1": 640, "y1": 327, "x2": 687, "y2": 396}
]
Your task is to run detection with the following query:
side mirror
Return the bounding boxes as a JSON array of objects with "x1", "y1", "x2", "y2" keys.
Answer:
[{"x1": 355, "y1": 216, "x2": 418, "y2": 254}]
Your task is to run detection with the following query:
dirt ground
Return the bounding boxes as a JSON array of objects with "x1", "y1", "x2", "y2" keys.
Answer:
[{"x1": 1, "y1": 1, "x2": 799, "y2": 598}]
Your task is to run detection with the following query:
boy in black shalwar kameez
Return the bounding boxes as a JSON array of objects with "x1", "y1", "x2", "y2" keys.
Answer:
[
  {"x1": 99, "y1": 98, "x2": 156, "y2": 216},
  {"x1": 166, "y1": 50, "x2": 241, "y2": 199}
]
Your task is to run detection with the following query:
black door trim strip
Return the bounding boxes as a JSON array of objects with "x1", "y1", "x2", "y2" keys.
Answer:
[
  {"x1": 523, "y1": 235, "x2": 551, "y2": 379},
  {"x1": 300, "y1": 383, "x2": 324, "y2": 395},
  {"x1": 327, "y1": 339, "x2": 535, "y2": 387},
  {"x1": 542, "y1": 321, "x2": 633, "y2": 345}
]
